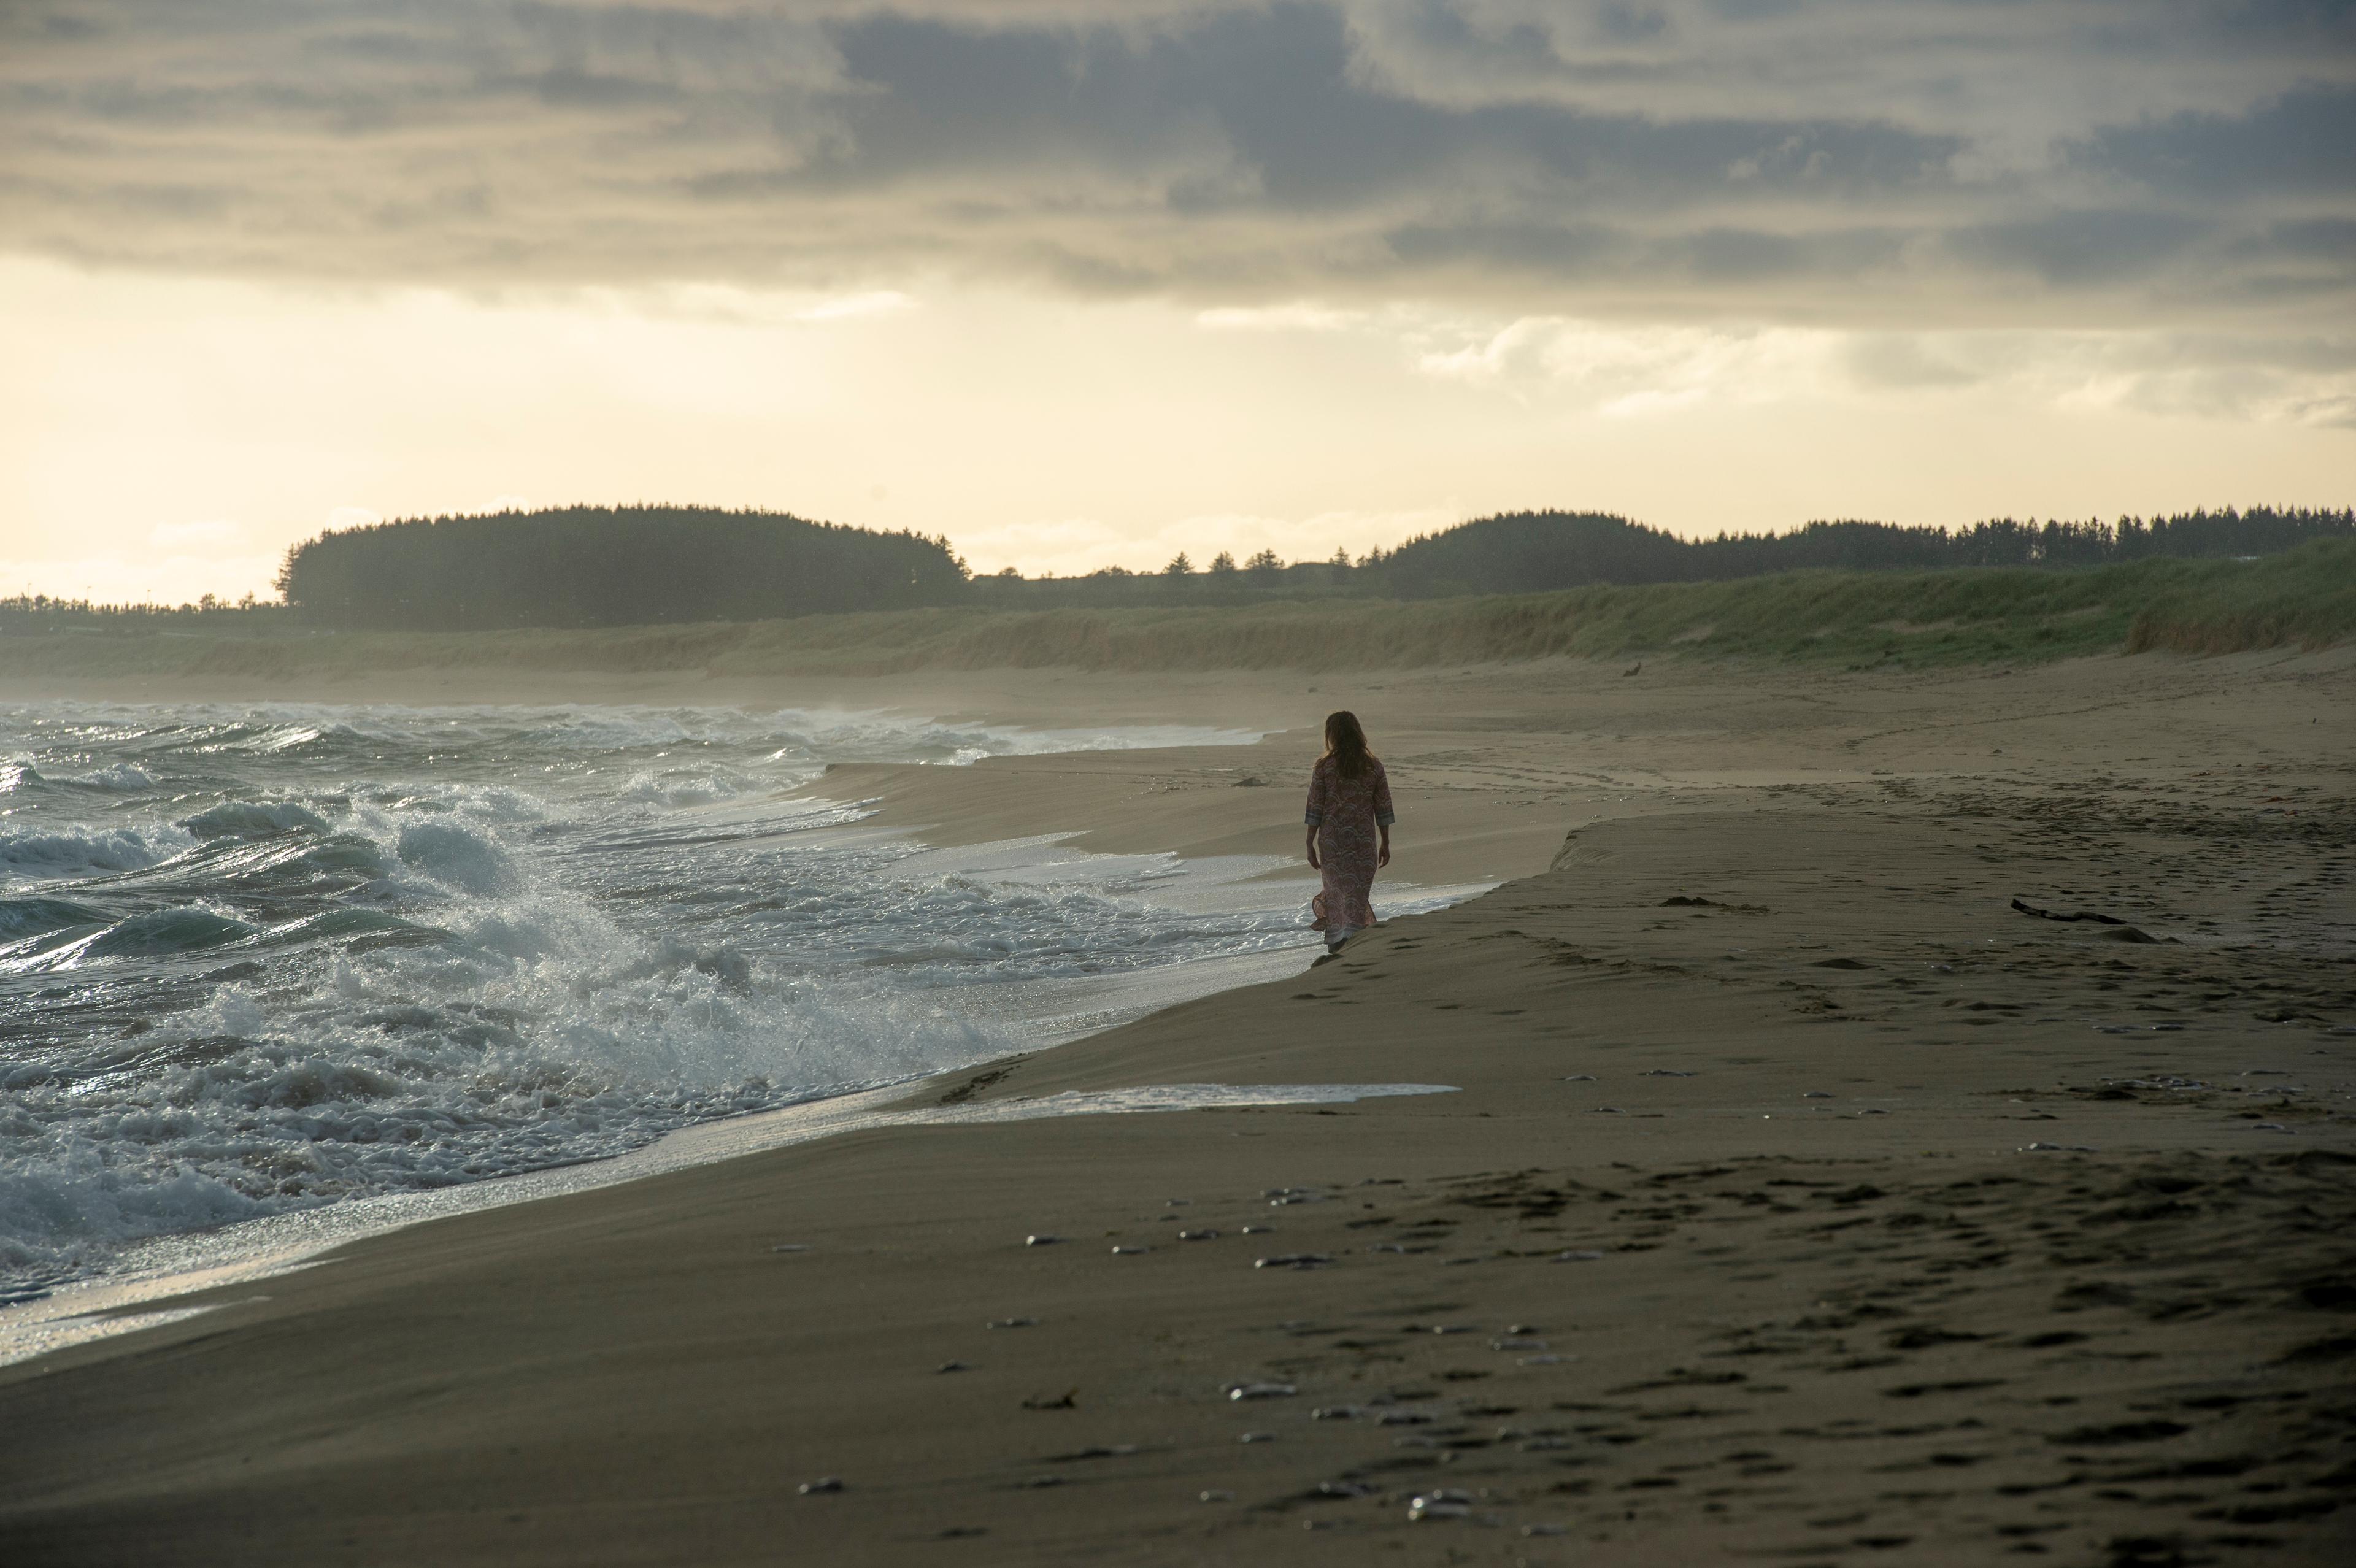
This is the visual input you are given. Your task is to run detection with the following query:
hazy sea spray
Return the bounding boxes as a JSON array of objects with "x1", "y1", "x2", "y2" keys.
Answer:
[{"x1": 0, "y1": 702, "x2": 1274, "y2": 1300}]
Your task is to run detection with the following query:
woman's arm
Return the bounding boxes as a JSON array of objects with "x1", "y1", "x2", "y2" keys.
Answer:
[
  {"x1": 1306, "y1": 823, "x2": 1321, "y2": 870},
  {"x1": 1374, "y1": 761, "x2": 1395, "y2": 868},
  {"x1": 1303, "y1": 759, "x2": 1326, "y2": 868}
]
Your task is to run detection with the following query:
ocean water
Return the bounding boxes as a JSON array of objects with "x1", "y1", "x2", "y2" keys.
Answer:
[{"x1": 0, "y1": 701, "x2": 1394, "y2": 1305}]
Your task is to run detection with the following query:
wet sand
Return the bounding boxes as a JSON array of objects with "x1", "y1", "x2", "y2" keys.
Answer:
[{"x1": 1, "y1": 650, "x2": 2351, "y2": 1565}]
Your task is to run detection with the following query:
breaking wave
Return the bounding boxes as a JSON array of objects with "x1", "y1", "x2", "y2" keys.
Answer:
[{"x1": 0, "y1": 700, "x2": 1284, "y2": 1301}]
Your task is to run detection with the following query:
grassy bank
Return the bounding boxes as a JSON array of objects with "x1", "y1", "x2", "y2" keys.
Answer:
[{"x1": 4, "y1": 542, "x2": 2348, "y2": 683}]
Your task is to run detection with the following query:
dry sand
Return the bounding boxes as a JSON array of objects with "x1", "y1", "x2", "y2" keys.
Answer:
[{"x1": 1, "y1": 650, "x2": 2352, "y2": 1566}]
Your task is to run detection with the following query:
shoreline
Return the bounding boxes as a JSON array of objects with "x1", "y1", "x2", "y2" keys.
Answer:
[
  {"x1": 0, "y1": 833, "x2": 1496, "y2": 1369},
  {"x1": 2, "y1": 652, "x2": 2350, "y2": 1565},
  {"x1": 0, "y1": 717, "x2": 1512, "y2": 1364},
  {"x1": 0, "y1": 1076, "x2": 1466, "y2": 1371}
]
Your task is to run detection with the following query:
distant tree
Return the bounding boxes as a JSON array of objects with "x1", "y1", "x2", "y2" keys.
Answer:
[
  {"x1": 277, "y1": 504, "x2": 970, "y2": 629},
  {"x1": 1207, "y1": 550, "x2": 1238, "y2": 574},
  {"x1": 995, "y1": 565, "x2": 1020, "y2": 578},
  {"x1": 1245, "y1": 548, "x2": 1283, "y2": 574},
  {"x1": 1165, "y1": 551, "x2": 1193, "y2": 575},
  {"x1": 1329, "y1": 547, "x2": 1352, "y2": 568}
]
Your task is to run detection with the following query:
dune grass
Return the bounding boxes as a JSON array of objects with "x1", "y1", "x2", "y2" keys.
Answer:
[{"x1": 2, "y1": 542, "x2": 2347, "y2": 683}]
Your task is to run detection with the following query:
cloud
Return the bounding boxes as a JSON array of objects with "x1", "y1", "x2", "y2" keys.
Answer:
[
  {"x1": 795, "y1": 290, "x2": 914, "y2": 321},
  {"x1": 1947, "y1": 211, "x2": 2214, "y2": 288},
  {"x1": 1195, "y1": 302, "x2": 1366, "y2": 331},
  {"x1": 1407, "y1": 309, "x2": 2356, "y2": 429},
  {"x1": 1412, "y1": 315, "x2": 1840, "y2": 409},
  {"x1": 2066, "y1": 84, "x2": 2356, "y2": 198},
  {"x1": 0, "y1": 1, "x2": 2348, "y2": 331}
]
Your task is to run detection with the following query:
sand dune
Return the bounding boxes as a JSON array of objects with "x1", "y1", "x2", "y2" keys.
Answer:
[{"x1": 0, "y1": 650, "x2": 2349, "y2": 1565}]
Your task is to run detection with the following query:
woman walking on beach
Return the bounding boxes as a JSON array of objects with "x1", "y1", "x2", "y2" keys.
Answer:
[{"x1": 1304, "y1": 710, "x2": 1394, "y2": 955}]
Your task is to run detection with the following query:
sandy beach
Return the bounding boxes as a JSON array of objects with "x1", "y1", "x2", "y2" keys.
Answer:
[{"x1": 2, "y1": 650, "x2": 2351, "y2": 1566}]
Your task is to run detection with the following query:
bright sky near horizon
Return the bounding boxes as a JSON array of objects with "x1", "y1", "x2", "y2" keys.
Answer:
[{"x1": 4, "y1": 1, "x2": 2351, "y2": 604}]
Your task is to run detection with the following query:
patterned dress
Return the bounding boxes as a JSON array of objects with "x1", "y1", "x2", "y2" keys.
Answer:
[{"x1": 1304, "y1": 754, "x2": 1395, "y2": 936}]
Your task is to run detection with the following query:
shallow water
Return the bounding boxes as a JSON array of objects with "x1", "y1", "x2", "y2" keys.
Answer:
[
  {"x1": 0, "y1": 1079, "x2": 1459, "y2": 1368},
  {"x1": 0, "y1": 701, "x2": 1463, "y2": 1303}
]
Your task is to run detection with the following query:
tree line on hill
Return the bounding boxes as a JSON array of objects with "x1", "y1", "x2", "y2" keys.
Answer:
[
  {"x1": 271, "y1": 505, "x2": 969, "y2": 629},
  {"x1": 978, "y1": 506, "x2": 2354, "y2": 606},
  {"x1": 1358, "y1": 507, "x2": 2354, "y2": 598},
  {"x1": 2, "y1": 503, "x2": 2344, "y2": 634}
]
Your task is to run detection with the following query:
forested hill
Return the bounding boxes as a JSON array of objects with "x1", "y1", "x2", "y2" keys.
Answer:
[
  {"x1": 277, "y1": 506, "x2": 969, "y2": 629},
  {"x1": 248, "y1": 502, "x2": 2352, "y2": 629},
  {"x1": 1355, "y1": 508, "x2": 2356, "y2": 598},
  {"x1": 956, "y1": 505, "x2": 2353, "y2": 608}
]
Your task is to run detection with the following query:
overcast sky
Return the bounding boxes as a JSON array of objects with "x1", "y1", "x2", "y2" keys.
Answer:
[{"x1": 5, "y1": 0, "x2": 2351, "y2": 601}]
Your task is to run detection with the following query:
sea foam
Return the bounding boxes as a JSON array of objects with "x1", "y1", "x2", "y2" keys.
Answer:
[{"x1": 0, "y1": 699, "x2": 1330, "y2": 1301}]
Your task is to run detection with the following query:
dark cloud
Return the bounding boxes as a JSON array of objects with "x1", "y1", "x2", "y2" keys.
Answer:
[
  {"x1": 2068, "y1": 85, "x2": 2356, "y2": 196},
  {"x1": 1950, "y1": 210, "x2": 2214, "y2": 288},
  {"x1": 1382, "y1": 219, "x2": 1907, "y2": 288},
  {"x1": 0, "y1": 0, "x2": 2348, "y2": 327},
  {"x1": 813, "y1": 6, "x2": 1956, "y2": 209},
  {"x1": 2264, "y1": 217, "x2": 2356, "y2": 259}
]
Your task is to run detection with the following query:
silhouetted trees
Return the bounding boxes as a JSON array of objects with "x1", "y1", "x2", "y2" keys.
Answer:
[
  {"x1": 10, "y1": 502, "x2": 2344, "y2": 634},
  {"x1": 965, "y1": 505, "x2": 2351, "y2": 608},
  {"x1": 277, "y1": 505, "x2": 969, "y2": 629},
  {"x1": 0, "y1": 592, "x2": 287, "y2": 635},
  {"x1": 1350, "y1": 507, "x2": 2354, "y2": 599}
]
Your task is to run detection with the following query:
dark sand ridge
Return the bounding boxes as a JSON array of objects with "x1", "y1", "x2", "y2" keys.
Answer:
[{"x1": 0, "y1": 651, "x2": 2350, "y2": 1566}]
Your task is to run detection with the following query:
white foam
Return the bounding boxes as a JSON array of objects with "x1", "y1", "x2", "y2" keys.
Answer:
[
  {"x1": 616, "y1": 766, "x2": 768, "y2": 807},
  {"x1": 3, "y1": 699, "x2": 1263, "y2": 767},
  {"x1": 0, "y1": 823, "x2": 193, "y2": 882},
  {"x1": 63, "y1": 763, "x2": 157, "y2": 792}
]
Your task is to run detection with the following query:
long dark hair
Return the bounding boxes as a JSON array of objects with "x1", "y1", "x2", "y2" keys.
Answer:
[{"x1": 1322, "y1": 710, "x2": 1374, "y2": 778}]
